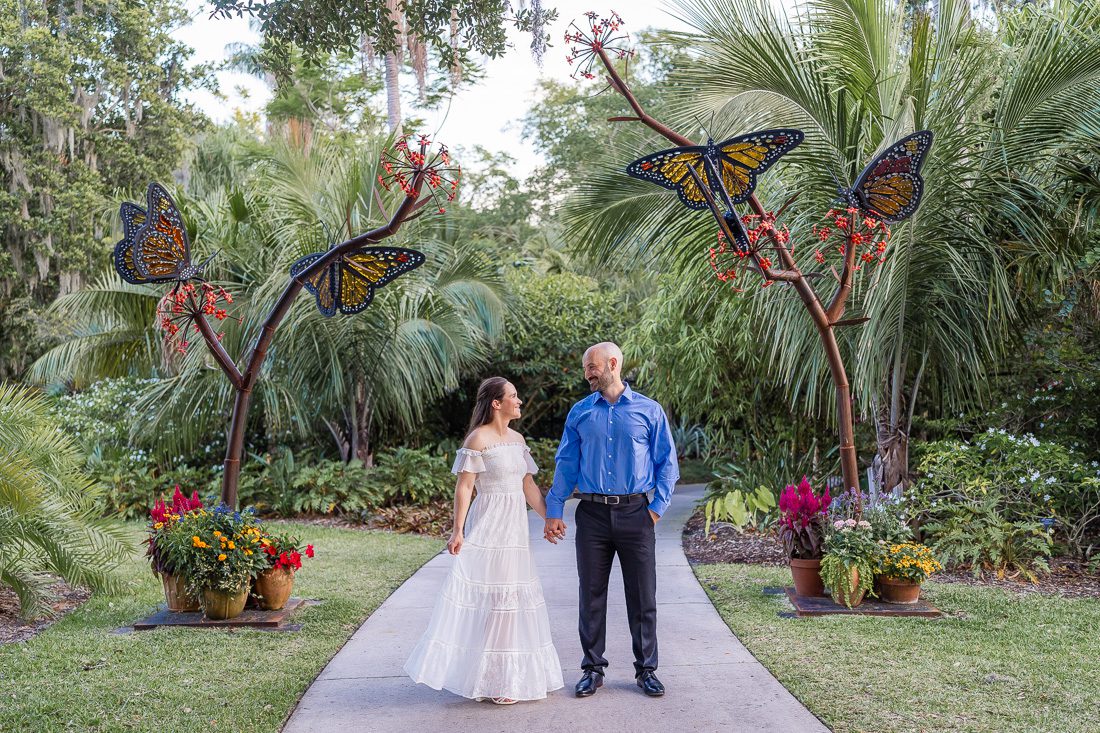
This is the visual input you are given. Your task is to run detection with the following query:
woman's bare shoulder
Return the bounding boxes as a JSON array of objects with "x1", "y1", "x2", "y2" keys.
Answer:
[{"x1": 462, "y1": 427, "x2": 493, "y2": 451}]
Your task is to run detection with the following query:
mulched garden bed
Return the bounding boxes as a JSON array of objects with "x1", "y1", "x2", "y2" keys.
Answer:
[
  {"x1": 681, "y1": 505, "x2": 1100, "y2": 600},
  {"x1": 0, "y1": 580, "x2": 91, "y2": 645}
]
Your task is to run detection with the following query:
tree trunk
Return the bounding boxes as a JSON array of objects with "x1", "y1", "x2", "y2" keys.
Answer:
[
  {"x1": 875, "y1": 411, "x2": 909, "y2": 497},
  {"x1": 874, "y1": 349, "x2": 925, "y2": 497},
  {"x1": 354, "y1": 377, "x2": 374, "y2": 466},
  {"x1": 384, "y1": 52, "x2": 402, "y2": 134}
]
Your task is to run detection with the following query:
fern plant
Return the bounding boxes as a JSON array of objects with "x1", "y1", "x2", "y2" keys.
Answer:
[
  {"x1": 924, "y1": 499, "x2": 1052, "y2": 581},
  {"x1": 0, "y1": 383, "x2": 131, "y2": 619}
]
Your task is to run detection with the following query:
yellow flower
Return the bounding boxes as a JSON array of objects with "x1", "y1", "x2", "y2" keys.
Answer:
[
  {"x1": 227, "y1": 541, "x2": 235, "y2": 550},
  {"x1": 154, "y1": 522, "x2": 164, "y2": 530},
  {"x1": 218, "y1": 553, "x2": 227, "y2": 561},
  {"x1": 244, "y1": 549, "x2": 253, "y2": 556}
]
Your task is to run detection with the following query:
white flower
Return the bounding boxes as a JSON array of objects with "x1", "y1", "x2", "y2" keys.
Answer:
[
  {"x1": 1043, "y1": 494, "x2": 1051, "y2": 501},
  {"x1": 1046, "y1": 477, "x2": 1056, "y2": 485}
]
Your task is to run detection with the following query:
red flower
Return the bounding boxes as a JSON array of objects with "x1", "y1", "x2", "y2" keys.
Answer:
[{"x1": 305, "y1": 545, "x2": 315, "y2": 558}]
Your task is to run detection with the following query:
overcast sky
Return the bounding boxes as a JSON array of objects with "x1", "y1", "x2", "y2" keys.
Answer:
[{"x1": 171, "y1": 2, "x2": 695, "y2": 177}]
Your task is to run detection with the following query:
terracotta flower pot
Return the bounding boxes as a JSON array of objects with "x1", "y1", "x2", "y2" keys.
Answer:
[
  {"x1": 836, "y1": 566, "x2": 866, "y2": 608},
  {"x1": 790, "y1": 558, "x2": 825, "y2": 597},
  {"x1": 202, "y1": 585, "x2": 249, "y2": 620},
  {"x1": 253, "y1": 567, "x2": 295, "y2": 611},
  {"x1": 160, "y1": 571, "x2": 200, "y2": 612},
  {"x1": 878, "y1": 575, "x2": 922, "y2": 604}
]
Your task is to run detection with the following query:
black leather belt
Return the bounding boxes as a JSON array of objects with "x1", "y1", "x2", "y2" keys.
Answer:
[{"x1": 576, "y1": 492, "x2": 648, "y2": 506}]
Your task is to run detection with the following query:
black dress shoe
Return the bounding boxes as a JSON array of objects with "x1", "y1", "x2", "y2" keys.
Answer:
[
  {"x1": 636, "y1": 671, "x2": 664, "y2": 697},
  {"x1": 574, "y1": 670, "x2": 604, "y2": 697}
]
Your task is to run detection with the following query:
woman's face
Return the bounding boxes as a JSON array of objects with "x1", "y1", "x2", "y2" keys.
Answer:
[{"x1": 495, "y1": 382, "x2": 522, "y2": 421}]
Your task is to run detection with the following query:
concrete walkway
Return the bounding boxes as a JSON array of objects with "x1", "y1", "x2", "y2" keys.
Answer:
[{"x1": 283, "y1": 484, "x2": 827, "y2": 732}]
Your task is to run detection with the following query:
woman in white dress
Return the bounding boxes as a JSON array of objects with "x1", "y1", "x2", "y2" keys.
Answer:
[{"x1": 404, "y1": 377, "x2": 564, "y2": 704}]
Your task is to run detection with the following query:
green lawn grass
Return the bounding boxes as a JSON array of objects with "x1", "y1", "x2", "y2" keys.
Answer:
[
  {"x1": 696, "y1": 564, "x2": 1100, "y2": 733},
  {"x1": 0, "y1": 522, "x2": 441, "y2": 732}
]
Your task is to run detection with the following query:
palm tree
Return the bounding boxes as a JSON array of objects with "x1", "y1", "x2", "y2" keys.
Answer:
[
  {"x1": 0, "y1": 382, "x2": 131, "y2": 619},
  {"x1": 563, "y1": 0, "x2": 1100, "y2": 490}
]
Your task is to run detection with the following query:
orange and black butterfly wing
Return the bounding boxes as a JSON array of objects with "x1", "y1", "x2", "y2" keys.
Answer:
[
  {"x1": 625, "y1": 146, "x2": 712, "y2": 210},
  {"x1": 849, "y1": 131, "x2": 934, "y2": 223},
  {"x1": 133, "y1": 183, "x2": 196, "y2": 281},
  {"x1": 336, "y1": 247, "x2": 426, "y2": 315},
  {"x1": 290, "y1": 251, "x2": 339, "y2": 317},
  {"x1": 715, "y1": 128, "x2": 805, "y2": 204},
  {"x1": 113, "y1": 202, "x2": 161, "y2": 284}
]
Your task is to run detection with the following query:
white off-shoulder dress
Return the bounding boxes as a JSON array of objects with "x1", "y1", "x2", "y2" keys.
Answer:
[{"x1": 403, "y1": 442, "x2": 564, "y2": 701}]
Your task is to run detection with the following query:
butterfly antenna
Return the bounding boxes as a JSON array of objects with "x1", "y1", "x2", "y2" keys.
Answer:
[
  {"x1": 195, "y1": 250, "x2": 220, "y2": 274},
  {"x1": 828, "y1": 168, "x2": 847, "y2": 202},
  {"x1": 693, "y1": 114, "x2": 713, "y2": 142},
  {"x1": 320, "y1": 219, "x2": 337, "y2": 249}
]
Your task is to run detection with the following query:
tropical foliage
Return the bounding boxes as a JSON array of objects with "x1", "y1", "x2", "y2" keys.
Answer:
[{"x1": 0, "y1": 383, "x2": 130, "y2": 618}]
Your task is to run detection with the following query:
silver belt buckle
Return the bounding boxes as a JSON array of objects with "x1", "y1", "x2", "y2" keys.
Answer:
[{"x1": 606, "y1": 495, "x2": 621, "y2": 505}]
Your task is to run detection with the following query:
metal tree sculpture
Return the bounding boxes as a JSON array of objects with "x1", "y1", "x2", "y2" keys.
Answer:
[
  {"x1": 113, "y1": 136, "x2": 459, "y2": 508},
  {"x1": 568, "y1": 13, "x2": 932, "y2": 511}
]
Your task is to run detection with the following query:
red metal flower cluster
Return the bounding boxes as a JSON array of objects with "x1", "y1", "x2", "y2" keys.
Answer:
[
  {"x1": 811, "y1": 208, "x2": 891, "y2": 270},
  {"x1": 708, "y1": 212, "x2": 791, "y2": 289},
  {"x1": 564, "y1": 11, "x2": 634, "y2": 80},
  {"x1": 156, "y1": 282, "x2": 234, "y2": 355},
  {"x1": 378, "y1": 134, "x2": 461, "y2": 214}
]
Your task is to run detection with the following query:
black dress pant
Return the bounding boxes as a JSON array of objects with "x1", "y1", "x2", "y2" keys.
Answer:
[{"x1": 575, "y1": 498, "x2": 658, "y2": 677}]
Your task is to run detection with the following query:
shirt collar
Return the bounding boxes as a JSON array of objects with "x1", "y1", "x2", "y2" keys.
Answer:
[{"x1": 596, "y1": 382, "x2": 634, "y2": 405}]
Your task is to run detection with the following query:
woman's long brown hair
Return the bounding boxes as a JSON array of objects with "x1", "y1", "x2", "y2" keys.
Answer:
[{"x1": 466, "y1": 377, "x2": 509, "y2": 437}]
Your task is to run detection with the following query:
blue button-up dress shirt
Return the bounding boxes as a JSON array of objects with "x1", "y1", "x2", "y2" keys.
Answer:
[{"x1": 546, "y1": 384, "x2": 679, "y2": 519}]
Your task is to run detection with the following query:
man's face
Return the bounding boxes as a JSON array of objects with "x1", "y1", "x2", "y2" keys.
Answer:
[{"x1": 583, "y1": 352, "x2": 614, "y2": 392}]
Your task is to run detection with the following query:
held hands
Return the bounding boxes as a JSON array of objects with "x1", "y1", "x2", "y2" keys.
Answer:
[
  {"x1": 544, "y1": 518, "x2": 567, "y2": 544},
  {"x1": 447, "y1": 531, "x2": 463, "y2": 555}
]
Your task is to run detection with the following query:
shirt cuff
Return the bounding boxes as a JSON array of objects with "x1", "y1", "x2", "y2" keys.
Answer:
[
  {"x1": 648, "y1": 496, "x2": 671, "y2": 517},
  {"x1": 545, "y1": 497, "x2": 565, "y2": 520}
]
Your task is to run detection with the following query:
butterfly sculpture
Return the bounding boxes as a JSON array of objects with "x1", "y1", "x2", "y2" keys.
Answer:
[
  {"x1": 290, "y1": 246, "x2": 425, "y2": 317},
  {"x1": 113, "y1": 182, "x2": 208, "y2": 284},
  {"x1": 626, "y1": 128, "x2": 804, "y2": 253},
  {"x1": 841, "y1": 131, "x2": 934, "y2": 223},
  {"x1": 627, "y1": 129, "x2": 804, "y2": 210}
]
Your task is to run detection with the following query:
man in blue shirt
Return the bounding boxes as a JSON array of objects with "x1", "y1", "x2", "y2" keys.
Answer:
[{"x1": 544, "y1": 341, "x2": 679, "y2": 699}]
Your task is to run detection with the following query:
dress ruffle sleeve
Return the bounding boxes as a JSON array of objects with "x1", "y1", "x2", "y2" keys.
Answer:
[
  {"x1": 451, "y1": 448, "x2": 487, "y2": 475},
  {"x1": 523, "y1": 446, "x2": 539, "y2": 476}
]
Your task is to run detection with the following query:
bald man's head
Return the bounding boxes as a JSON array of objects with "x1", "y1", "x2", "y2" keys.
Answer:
[{"x1": 583, "y1": 342, "x2": 623, "y2": 393}]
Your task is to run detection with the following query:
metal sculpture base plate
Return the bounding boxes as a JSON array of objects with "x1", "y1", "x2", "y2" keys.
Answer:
[
  {"x1": 130, "y1": 597, "x2": 310, "y2": 630},
  {"x1": 773, "y1": 587, "x2": 943, "y2": 618}
]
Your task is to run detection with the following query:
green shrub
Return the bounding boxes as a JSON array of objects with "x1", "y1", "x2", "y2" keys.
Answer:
[
  {"x1": 289, "y1": 460, "x2": 383, "y2": 517},
  {"x1": 0, "y1": 383, "x2": 131, "y2": 619},
  {"x1": 923, "y1": 499, "x2": 1052, "y2": 581},
  {"x1": 703, "y1": 437, "x2": 834, "y2": 534},
  {"x1": 370, "y1": 447, "x2": 454, "y2": 506},
  {"x1": 526, "y1": 438, "x2": 559, "y2": 489},
  {"x1": 91, "y1": 462, "x2": 215, "y2": 521},
  {"x1": 912, "y1": 431, "x2": 1100, "y2": 560}
]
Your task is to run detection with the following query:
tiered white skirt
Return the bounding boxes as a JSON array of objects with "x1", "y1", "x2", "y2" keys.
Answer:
[{"x1": 404, "y1": 493, "x2": 564, "y2": 700}]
